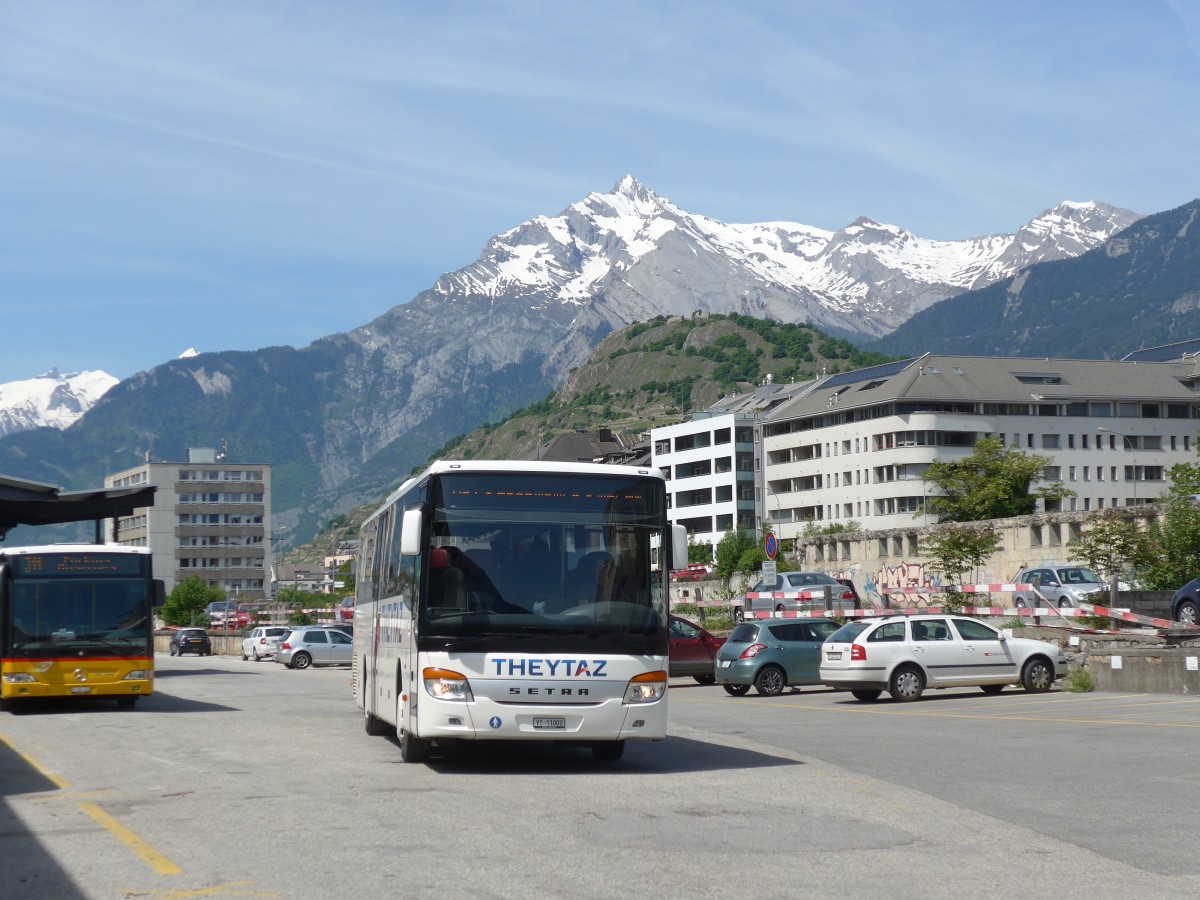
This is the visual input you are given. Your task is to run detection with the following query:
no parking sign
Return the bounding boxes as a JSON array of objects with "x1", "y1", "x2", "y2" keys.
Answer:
[{"x1": 764, "y1": 530, "x2": 777, "y2": 560}]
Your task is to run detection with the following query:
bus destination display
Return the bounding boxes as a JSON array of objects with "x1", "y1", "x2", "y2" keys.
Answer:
[{"x1": 14, "y1": 553, "x2": 145, "y2": 577}]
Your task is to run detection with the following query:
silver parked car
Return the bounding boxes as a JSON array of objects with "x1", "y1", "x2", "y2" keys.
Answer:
[
  {"x1": 275, "y1": 627, "x2": 353, "y2": 669},
  {"x1": 738, "y1": 571, "x2": 859, "y2": 622},
  {"x1": 241, "y1": 625, "x2": 290, "y2": 661},
  {"x1": 1013, "y1": 565, "x2": 1107, "y2": 609}
]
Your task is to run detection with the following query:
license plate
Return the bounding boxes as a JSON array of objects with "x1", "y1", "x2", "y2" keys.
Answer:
[
  {"x1": 718, "y1": 660, "x2": 732, "y2": 668},
  {"x1": 533, "y1": 717, "x2": 566, "y2": 729},
  {"x1": 826, "y1": 651, "x2": 842, "y2": 660},
  {"x1": 70, "y1": 686, "x2": 92, "y2": 694}
]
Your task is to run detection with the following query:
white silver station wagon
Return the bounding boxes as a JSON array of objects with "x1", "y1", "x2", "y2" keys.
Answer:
[{"x1": 819, "y1": 614, "x2": 1068, "y2": 702}]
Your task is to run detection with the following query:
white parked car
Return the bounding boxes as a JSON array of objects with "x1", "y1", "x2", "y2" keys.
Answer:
[
  {"x1": 241, "y1": 626, "x2": 290, "y2": 661},
  {"x1": 819, "y1": 614, "x2": 1068, "y2": 702}
]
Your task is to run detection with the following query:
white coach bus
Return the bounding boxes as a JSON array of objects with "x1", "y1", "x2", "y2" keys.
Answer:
[{"x1": 352, "y1": 460, "x2": 687, "y2": 763}]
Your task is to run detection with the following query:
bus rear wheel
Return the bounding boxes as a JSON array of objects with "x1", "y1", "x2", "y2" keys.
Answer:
[
  {"x1": 592, "y1": 741, "x2": 625, "y2": 762},
  {"x1": 365, "y1": 706, "x2": 389, "y2": 736}
]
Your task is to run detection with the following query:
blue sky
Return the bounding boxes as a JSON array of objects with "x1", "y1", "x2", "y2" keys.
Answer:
[{"x1": 2, "y1": 1, "x2": 1199, "y2": 384}]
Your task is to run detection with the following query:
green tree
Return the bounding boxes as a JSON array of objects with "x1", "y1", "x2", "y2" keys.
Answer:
[
  {"x1": 273, "y1": 585, "x2": 317, "y2": 624},
  {"x1": 919, "y1": 523, "x2": 1002, "y2": 610},
  {"x1": 922, "y1": 435, "x2": 1074, "y2": 523},
  {"x1": 1134, "y1": 492, "x2": 1200, "y2": 590},
  {"x1": 162, "y1": 575, "x2": 225, "y2": 627},
  {"x1": 687, "y1": 539, "x2": 714, "y2": 565},
  {"x1": 1069, "y1": 509, "x2": 1142, "y2": 588},
  {"x1": 736, "y1": 546, "x2": 767, "y2": 575},
  {"x1": 714, "y1": 528, "x2": 757, "y2": 581}
]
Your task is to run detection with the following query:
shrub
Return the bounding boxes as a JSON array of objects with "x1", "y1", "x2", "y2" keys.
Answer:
[{"x1": 1062, "y1": 667, "x2": 1094, "y2": 693}]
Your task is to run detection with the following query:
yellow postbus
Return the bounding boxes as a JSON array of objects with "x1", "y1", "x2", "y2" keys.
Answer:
[{"x1": 1, "y1": 544, "x2": 165, "y2": 710}]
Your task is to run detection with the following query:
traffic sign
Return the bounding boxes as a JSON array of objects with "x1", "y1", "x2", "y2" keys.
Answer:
[{"x1": 764, "y1": 531, "x2": 777, "y2": 560}]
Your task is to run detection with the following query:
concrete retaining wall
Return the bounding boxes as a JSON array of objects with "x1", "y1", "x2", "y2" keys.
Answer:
[{"x1": 155, "y1": 631, "x2": 247, "y2": 656}]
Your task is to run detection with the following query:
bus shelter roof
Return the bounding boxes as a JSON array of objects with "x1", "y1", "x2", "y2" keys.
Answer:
[{"x1": 0, "y1": 476, "x2": 157, "y2": 539}]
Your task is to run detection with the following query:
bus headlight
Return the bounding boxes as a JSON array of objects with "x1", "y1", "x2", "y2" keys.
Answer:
[
  {"x1": 2, "y1": 673, "x2": 35, "y2": 684},
  {"x1": 423, "y1": 667, "x2": 473, "y2": 702},
  {"x1": 123, "y1": 670, "x2": 152, "y2": 681},
  {"x1": 623, "y1": 671, "x2": 667, "y2": 704}
]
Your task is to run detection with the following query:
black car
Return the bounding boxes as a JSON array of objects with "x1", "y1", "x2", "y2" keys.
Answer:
[
  {"x1": 169, "y1": 628, "x2": 212, "y2": 656},
  {"x1": 1171, "y1": 577, "x2": 1200, "y2": 625}
]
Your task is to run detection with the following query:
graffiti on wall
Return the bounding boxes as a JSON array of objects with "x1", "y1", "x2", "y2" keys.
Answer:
[{"x1": 831, "y1": 560, "x2": 1022, "y2": 609}]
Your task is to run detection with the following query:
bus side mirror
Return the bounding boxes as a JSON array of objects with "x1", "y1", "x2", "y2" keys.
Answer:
[
  {"x1": 153, "y1": 580, "x2": 167, "y2": 607},
  {"x1": 671, "y1": 524, "x2": 687, "y2": 573},
  {"x1": 400, "y1": 508, "x2": 424, "y2": 557}
]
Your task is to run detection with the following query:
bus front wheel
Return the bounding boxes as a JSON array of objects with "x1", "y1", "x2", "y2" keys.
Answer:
[{"x1": 399, "y1": 729, "x2": 431, "y2": 763}]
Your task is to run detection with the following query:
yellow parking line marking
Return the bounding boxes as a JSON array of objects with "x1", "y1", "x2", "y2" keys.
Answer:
[
  {"x1": 2, "y1": 731, "x2": 181, "y2": 876},
  {"x1": 0, "y1": 732, "x2": 70, "y2": 789},
  {"x1": 78, "y1": 801, "x2": 182, "y2": 875}
]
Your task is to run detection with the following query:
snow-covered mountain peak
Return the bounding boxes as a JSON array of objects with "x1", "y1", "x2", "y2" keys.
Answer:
[
  {"x1": 0, "y1": 369, "x2": 118, "y2": 437},
  {"x1": 423, "y1": 176, "x2": 1140, "y2": 339}
]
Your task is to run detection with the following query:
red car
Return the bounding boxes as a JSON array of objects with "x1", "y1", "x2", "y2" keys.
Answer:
[
  {"x1": 236, "y1": 603, "x2": 263, "y2": 627},
  {"x1": 671, "y1": 563, "x2": 712, "y2": 582},
  {"x1": 669, "y1": 614, "x2": 727, "y2": 685},
  {"x1": 337, "y1": 596, "x2": 354, "y2": 622}
]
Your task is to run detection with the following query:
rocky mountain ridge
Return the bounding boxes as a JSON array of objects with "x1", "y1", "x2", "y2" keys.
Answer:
[{"x1": 0, "y1": 178, "x2": 1147, "y2": 542}]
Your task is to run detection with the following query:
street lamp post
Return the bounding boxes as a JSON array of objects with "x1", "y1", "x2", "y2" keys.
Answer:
[{"x1": 1097, "y1": 427, "x2": 1136, "y2": 507}]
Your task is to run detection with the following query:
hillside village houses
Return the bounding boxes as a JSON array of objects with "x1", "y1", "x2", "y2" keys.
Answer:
[{"x1": 650, "y1": 345, "x2": 1200, "y2": 580}]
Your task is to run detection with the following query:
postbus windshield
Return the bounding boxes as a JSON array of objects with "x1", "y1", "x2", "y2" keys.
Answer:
[
  {"x1": 4, "y1": 552, "x2": 153, "y2": 657},
  {"x1": 419, "y1": 472, "x2": 668, "y2": 654}
]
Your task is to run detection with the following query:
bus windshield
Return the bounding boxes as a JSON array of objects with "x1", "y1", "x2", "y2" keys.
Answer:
[
  {"x1": 420, "y1": 473, "x2": 667, "y2": 651},
  {"x1": 7, "y1": 561, "x2": 153, "y2": 656}
]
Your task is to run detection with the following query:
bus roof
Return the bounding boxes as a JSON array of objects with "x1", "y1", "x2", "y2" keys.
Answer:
[
  {"x1": 367, "y1": 459, "x2": 664, "y2": 527},
  {"x1": 0, "y1": 543, "x2": 152, "y2": 557}
]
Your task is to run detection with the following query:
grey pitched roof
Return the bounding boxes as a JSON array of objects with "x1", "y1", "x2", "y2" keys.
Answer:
[
  {"x1": 529, "y1": 429, "x2": 647, "y2": 464},
  {"x1": 764, "y1": 353, "x2": 1200, "y2": 423}
]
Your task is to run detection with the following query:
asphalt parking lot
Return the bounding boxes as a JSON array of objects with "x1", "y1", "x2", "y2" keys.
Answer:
[
  {"x1": 3, "y1": 658, "x2": 1200, "y2": 898},
  {"x1": 670, "y1": 678, "x2": 1200, "y2": 883}
]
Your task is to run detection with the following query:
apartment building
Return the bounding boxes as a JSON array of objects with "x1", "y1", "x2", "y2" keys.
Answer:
[
  {"x1": 106, "y1": 447, "x2": 271, "y2": 597},
  {"x1": 651, "y1": 377, "x2": 816, "y2": 548},
  {"x1": 759, "y1": 353, "x2": 1200, "y2": 540}
]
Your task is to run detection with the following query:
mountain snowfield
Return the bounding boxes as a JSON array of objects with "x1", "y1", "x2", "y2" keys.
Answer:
[
  {"x1": 0, "y1": 369, "x2": 118, "y2": 437},
  {"x1": 433, "y1": 176, "x2": 1140, "y2": 339}
]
